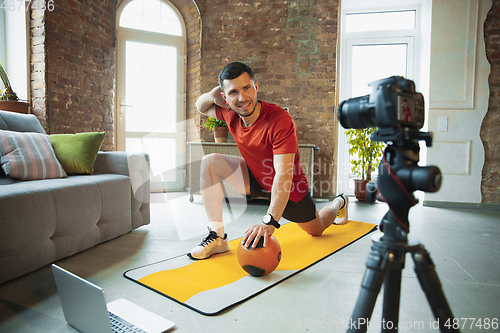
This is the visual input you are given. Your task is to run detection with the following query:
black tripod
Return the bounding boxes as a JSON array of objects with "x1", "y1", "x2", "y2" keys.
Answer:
[{"x1": 347, "y1": 141, "x2": 460, "y2": 333}]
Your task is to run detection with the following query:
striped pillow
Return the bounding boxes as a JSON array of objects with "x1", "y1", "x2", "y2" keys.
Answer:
[{"x1": 0, "y1": 130, "x2": 67, "y2": 180}]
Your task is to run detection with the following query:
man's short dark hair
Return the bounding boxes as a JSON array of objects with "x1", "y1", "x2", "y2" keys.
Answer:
[{"x1": 218, "y1": 62, "x2": 255, "y2": 90}]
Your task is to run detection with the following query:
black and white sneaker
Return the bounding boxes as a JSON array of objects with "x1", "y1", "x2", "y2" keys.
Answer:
[
  {"x1": 334, "y1": 193, "x2": 349, "y2": 225},
  {"x1": 187, "y1": 227, "x2": 230, "y2": 260}
]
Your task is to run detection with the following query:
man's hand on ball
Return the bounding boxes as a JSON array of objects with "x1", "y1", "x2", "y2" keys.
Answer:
[{"x1": 241, "y1": 223, "x2": 275, "y2": 249}]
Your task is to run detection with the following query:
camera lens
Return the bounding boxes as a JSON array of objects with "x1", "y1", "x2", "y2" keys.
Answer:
[
  {"x1": 398, "y1": 165, "x2": 442, "y2": 192},
  {"x1": 337, "y1": 94, "x2": 377, "y2": 129}
]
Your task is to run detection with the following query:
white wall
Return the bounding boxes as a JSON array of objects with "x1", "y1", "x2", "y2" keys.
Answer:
[{"x1": 424, "y1": 0, "x2": 492, "y2": 204}]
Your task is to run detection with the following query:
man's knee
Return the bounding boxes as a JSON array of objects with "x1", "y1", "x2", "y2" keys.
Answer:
[
  {"x1": 201, "y1": 153, "x2": 219, "y2": 164},
  {"x1": 201, "y1": 153, "x2": 222, "y2": 171},
  {"x1": 202, "y1": 153, "x2": 239, "y2": 166},
  {"x1": 202, "y1": 153, "x2": 247, "y2": 173},
  {"x1": 298, "y1": 220, "x2": 324, "y2": 236}
]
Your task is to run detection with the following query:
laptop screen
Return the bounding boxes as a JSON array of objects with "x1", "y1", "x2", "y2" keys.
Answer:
[{"x1": 52, "y1": 264, "x2": 113, "y2": 333}]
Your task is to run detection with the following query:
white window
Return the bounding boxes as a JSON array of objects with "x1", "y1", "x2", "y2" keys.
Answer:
[
  {"x1": 345, "y1": 10, "x2": 416, "y2": 32},
  {"x1": 116, "y1": 0, "x2": 187, "y2": 192},
  {"x1": 0, "y1": 11, "x2": 6, "y2": 64},
  {"x1": 119, "y1": 0, "x2": 183, "y2": 36},
  {"x1": 0, "y1": 8, "x2": 29, "y2": 101},
  {"x1": 337, "y1": 2, "x2": 423, "y2": 195}
]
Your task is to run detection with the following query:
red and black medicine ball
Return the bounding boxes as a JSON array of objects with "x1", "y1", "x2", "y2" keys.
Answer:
[{"x1": 237, "y1": 236, "x2": 281, "y2": 277}]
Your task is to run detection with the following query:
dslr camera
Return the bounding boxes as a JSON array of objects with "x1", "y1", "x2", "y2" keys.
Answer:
[
  {"x1": 337, "y1": 76, "x2": 426, "y2": 147},
  {"x1": 337, "y1": 75, "x2": 441, "y2": 195}
]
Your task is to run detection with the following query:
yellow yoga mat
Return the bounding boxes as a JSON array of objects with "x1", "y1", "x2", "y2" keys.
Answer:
[{"x1": 124, "y1": 221, "x2": 376, "y2": 315}]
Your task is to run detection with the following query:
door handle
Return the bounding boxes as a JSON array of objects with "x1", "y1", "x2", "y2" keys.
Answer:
[
  {"x1": 120, "y1": 97, "x2": 133, "y2": 107},
  {"x1": 119, "y1": 98, "x2": 133, "y2": 118}
]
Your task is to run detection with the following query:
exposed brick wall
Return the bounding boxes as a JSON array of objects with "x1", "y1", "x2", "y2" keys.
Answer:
[
  {"x1": 30, "y1": 9, "x2": 48, "y2": 130},
  {"x1": 46, "y1": 0, "x2": 117, "y2": 150},
  {"x1": 196, "y1": 0, "x2": 339, "y2": 197},
  {"x1": 29, "y1": 1, "x2": 117, "y2": 151},
  {"x1": 483, "y1": 1, "x2": 500, "y2": 203}
]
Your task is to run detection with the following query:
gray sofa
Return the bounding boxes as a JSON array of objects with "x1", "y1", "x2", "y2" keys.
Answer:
[{"x1": 0, "y1": 110, "x2": 150, "y2": 284}]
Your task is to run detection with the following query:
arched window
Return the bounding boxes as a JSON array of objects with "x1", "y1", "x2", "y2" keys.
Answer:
[
  {"x1": 119, "y1": 0, "x2": 183, "y2": 36},
  {"x1": 116, "y1": 0, "x2": 186, "y2": 192}
]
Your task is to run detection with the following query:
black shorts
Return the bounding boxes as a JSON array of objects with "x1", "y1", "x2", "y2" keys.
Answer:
[{"x1": 246, "y1": 167, "x2": 317, "y2": 223}]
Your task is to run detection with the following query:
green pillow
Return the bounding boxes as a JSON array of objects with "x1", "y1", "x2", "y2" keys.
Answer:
[{"x1": 50, "y1": 132, "x2": 105, "y2": 174}]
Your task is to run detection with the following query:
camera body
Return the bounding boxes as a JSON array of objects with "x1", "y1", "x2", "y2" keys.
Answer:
[
  {"x1": 338, "y1": 75, "x2": 441, "y2": 196},
  {"x1": 337, "y1": 76, "x2": 425, "y2": 146}
]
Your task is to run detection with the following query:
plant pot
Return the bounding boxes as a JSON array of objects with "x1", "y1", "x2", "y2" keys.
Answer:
[
  {"x1": 354, "y1": 179, "x2": 370, "y2": 201},
  {"x1": 213, "y1": 127, "x2": 229, "y2": 143}
]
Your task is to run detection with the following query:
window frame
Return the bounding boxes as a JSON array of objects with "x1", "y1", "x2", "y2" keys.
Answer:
[
  {"x1": 345, "y1": 10, "x2": 417, "y2": 33},
  {"x1": 337, "y1": 3, "x2": 422, "y2": 195},
  {"x1": 115, "y1": 0, "x2": 187, "y2": 192},
  {"x1": 0, "y1": 7, "x2": 30, "y2": 101},
  {"x1": 118, "y1": 0, "x2": 184, "y2": 37},
  {"x1": 0, "y1": 11, "x2": 6, "y2": 65},
  {"x1": 344, "y1": 36, "x2": 415, "y2": 99}
]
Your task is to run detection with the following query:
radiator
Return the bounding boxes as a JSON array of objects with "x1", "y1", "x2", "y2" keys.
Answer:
[{"x1": 188, "y1": 142, "x2": 316, "y2": 202}]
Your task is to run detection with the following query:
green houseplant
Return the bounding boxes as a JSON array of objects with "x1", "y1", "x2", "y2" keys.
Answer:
[
  {"x1": 345, "y1": 128, "x2": 385, "y2": 201},
  {"x1": 203, "y1": 117, "x2": 229, "y2": 143},
  {"x1": 0, "y1": 62, "x2": 19, "y2": 101}
]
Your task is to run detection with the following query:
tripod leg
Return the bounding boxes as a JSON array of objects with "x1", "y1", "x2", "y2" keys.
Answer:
[
  {"x1": 347, "y1": 245, "x2": 394, "y2": 333},
  {"x1": 382, "y1": 266, "x2": 402, "y2": 332},
  {"x1": 412, "y1": 246, "x2": 461, "y2": 333}
]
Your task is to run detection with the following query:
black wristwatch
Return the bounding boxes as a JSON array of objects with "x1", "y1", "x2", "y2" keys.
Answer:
[{"x1": 263, "y1": 214, "x2": 280, "y2": 229}]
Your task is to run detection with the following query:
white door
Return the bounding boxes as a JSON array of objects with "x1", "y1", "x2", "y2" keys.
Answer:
[
  {"x1": 338, "y1": 7, "x2": 419, "y2": 195},
  {"x1": 116, "y1": 0, "x2": 186, "y2": 192}
]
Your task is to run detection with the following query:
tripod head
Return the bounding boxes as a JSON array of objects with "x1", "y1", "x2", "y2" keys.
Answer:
[{"x1": 367, "y1": 131, "x2": 442, "y2": 241}]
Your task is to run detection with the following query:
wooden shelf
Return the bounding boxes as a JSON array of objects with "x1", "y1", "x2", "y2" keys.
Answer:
[{"x1": 0, "y1": 101, "x2": 30, "y2": 114}]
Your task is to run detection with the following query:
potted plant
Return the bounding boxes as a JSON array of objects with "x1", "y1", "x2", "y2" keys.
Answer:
[
  {"x1": 203, "y1": 117, "x2": 229, "y2": 143},
  {"x1": 0, "y1": 61, "x2": 31, "y2": 114},
  {"x1": 345, "y1": 128, "x2": 385, "y2": 201},
  {"x1": 0, "y1": 61, "x2": 19, "y2": 101}
]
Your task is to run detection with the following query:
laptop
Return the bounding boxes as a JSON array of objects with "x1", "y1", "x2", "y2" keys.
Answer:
[{"x1": 52, "y1": 264, "x2": 175, "y2": 333}]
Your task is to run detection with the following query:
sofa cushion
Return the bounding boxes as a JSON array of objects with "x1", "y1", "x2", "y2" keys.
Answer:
[
  {"x1": 0, "y1": 183, "x2": 58, "y2": 284},
  {"x1": 0, "y1": 130, "x2": 67, "y2": 180},
  {"x1": 0, "y1": 110, "x2": 46, "y2": 133},
  {"x1": 0, "y1": 174, "x2": 133, "y2": 283},
  {"x1": 50, "y1": 132, "x2": 105, "y2": 174}
]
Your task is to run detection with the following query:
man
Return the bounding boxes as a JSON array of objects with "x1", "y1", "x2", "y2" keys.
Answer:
[{"x1": 189, "y1": 62, "x2": 349, "y2": 260}]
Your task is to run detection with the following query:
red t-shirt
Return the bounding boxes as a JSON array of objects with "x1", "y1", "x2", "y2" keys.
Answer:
[{"x1": 216, "y1": 101, "x2": 309, "y2": 202}]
